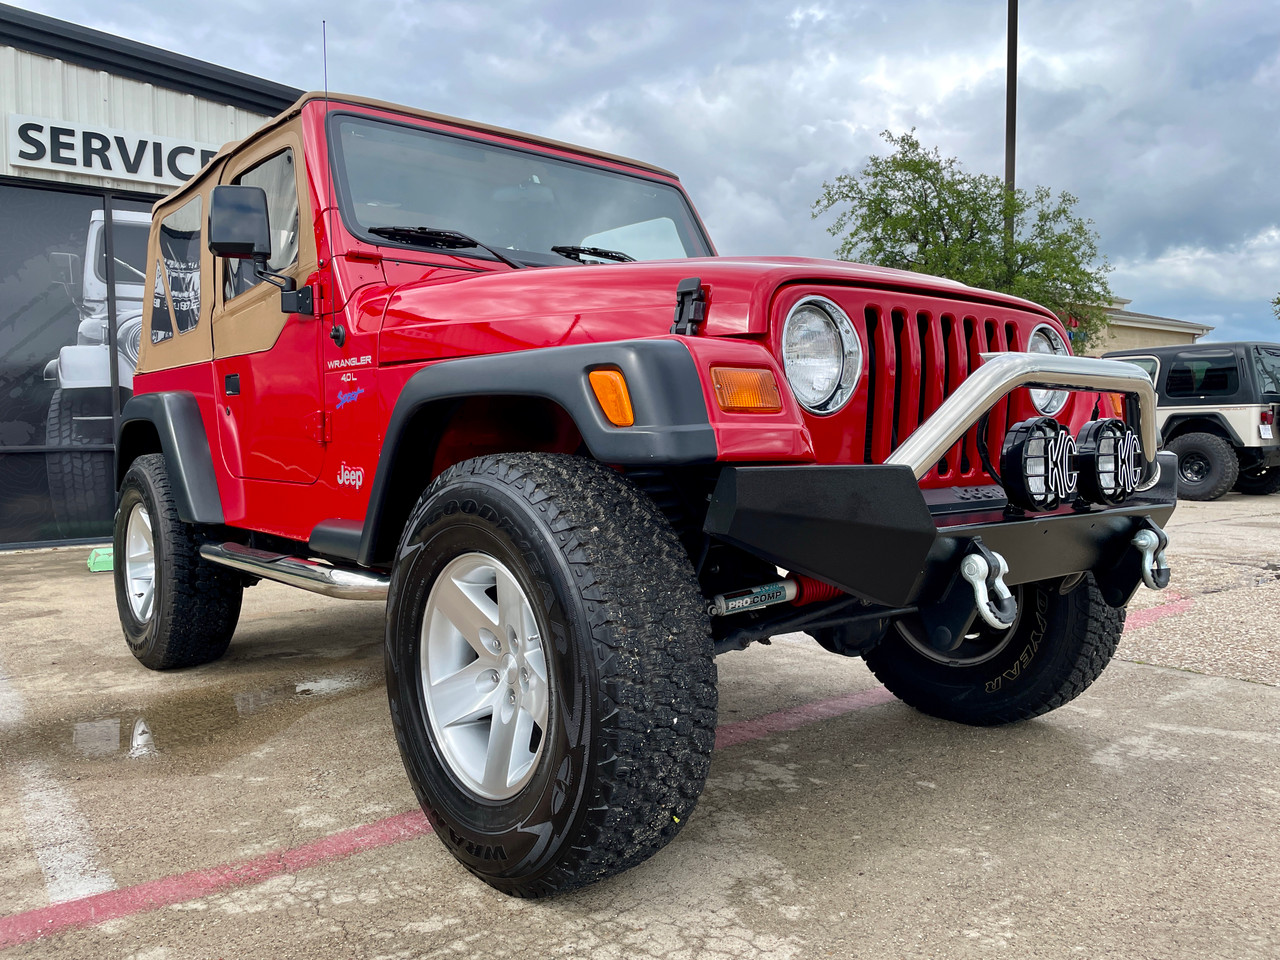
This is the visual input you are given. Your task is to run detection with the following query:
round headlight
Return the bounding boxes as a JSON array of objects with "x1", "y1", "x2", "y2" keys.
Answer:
[
  {"x1": 1027, "y1": 324, "x2": 1070, "y2": 416},
  {"x1": 118, "y1": 316, "x2": 143, "y2": 372},
  {"x1": 781, "y1": 297, "x2": 862, "y2": 414}
]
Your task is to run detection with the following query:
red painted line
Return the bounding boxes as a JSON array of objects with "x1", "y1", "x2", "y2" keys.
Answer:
[
  {"x1": 715, "y1": 686, "x2": 896, "y2": 750},
  {"x1": 0, "y1": 686, "x2": 895, "y2": 949},
  {"x1": 1125, "y1": 593, "x2": 1195, "y2": 631},
  {"x1": 0, "y1": 811, "x2": 432, "y2": 949}
]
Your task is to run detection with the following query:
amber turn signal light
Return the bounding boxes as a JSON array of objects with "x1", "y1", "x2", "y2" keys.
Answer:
[
  {"x1": 588, "y1": 368, "x2": 635, "y2": 426},
  {"x1": 711, "y1": 366, "x2": 783, "y2": 413}
]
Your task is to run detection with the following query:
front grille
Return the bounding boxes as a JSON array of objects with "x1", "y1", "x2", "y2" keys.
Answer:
[{"x1": 850, "y1": 297, "x2": 1032, "y2": 485}]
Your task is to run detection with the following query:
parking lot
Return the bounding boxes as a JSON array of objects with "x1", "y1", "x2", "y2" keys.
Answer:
[{"x1": 1, "y1": 495, "x2": 1278, "y2": 959}]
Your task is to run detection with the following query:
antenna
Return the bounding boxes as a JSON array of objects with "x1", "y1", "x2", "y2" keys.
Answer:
[{"x1": 323, "y1": 20, "x2": 346, "y2": 346}]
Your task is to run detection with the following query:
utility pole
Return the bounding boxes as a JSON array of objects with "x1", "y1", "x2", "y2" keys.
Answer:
[{"x1": 1004, "y1": 0, "x2": 1018, "y2": 239}]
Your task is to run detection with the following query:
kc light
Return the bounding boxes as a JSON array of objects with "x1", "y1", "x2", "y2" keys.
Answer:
[
  {"x1": 1075, "y1": 418, "x2": 1143, "y2": 505},
  {"x1": 781, "y1": 296, "x2": 862, "y2": 415},
  {"x1": 1027, "y1": 324, "x2": 1070, "y2": 416},
  {"x1": 1000, "y1": 416, "x2": 1078, "y2": 511}
]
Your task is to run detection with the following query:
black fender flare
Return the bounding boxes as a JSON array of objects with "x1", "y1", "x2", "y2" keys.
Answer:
[
  {"x1": 1161, "y1": 413, "x2": 1244, "y2": 447},
  {"x1": 357, "y1": 338, "x2": 716, "y2": 566},
  {"x1": 116, "y1": 392, "x2": 225, "y2": 524}
]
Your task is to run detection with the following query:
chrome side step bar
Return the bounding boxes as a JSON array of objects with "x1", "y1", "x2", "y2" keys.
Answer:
[{"x1": 200, "y1": 542, "x2": 389, "y2": 601}]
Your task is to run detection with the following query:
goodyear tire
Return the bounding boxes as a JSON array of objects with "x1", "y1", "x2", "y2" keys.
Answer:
[
  {"x1": 114, "y1": 454, "x2": 243, "y2": 669},
  {"x1": 386, "y1": 454, "x2": 716, "y2": 897},
  {"x1": 1233, "y1": 465, "x2": 1280, "y2": 496},
  {"x1": 863, "y1": 574, "x2": 1123, "y2": 726},
  {"x1": 1166, "y1": 432, "x2": 1238, "y2": 501},
  {"x1": 45, "y1": 388, "x2": 114, "y2": 538}
]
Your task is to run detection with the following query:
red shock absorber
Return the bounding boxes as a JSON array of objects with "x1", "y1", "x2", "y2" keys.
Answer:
[{"x1": 789, "y1": 574, "x2": 845, "y2": 606}]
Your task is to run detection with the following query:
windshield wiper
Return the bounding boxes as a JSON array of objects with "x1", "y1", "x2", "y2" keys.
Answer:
[
  {"x1": 551, "y1": 244, "x2": 635, "y2": 264},
  {"x1": 366, "y1": 226, "x2": 526, "y2": 269}
]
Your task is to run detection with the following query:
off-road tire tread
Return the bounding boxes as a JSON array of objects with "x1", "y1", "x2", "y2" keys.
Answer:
[
  {"x1": 1166, "y1": 432, "x2": 1238, "y2": 501},
  {"x1": 46, "y1": 389, "x2": 113, "y2": 537},
  {"x1": 396, "y1": 453, "x2": 716, "y2": 898},
  {"x1": 1233, "y1": 466, "x2": 1280, "y2": 496},
  {"x1": 865, "y1": 575, "x2": 1123, "y2": 726},
  {"x1": 116, "y1": 454, "x2": 242, "y2": 669}
]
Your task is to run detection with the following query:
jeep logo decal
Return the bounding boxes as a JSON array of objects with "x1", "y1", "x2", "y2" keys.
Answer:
[{"x1": 337, "y1": 462, "x2": 365, "y2": 489}]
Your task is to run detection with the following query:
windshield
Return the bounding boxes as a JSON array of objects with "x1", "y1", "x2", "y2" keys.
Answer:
[
  {"x1": 1255, "y1": 346, "x2": 1280, "y2": 396},
  {"x1": 330, "y1": 114, "x2": 712, "y2": 265},
  {"x1": 95, "y1": 222, "x2": 149, "y2": 284}
]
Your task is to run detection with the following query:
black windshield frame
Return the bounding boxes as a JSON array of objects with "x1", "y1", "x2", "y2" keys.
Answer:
[{"x1": 324, "y1": 111, "x2": 714, "y2": 267}]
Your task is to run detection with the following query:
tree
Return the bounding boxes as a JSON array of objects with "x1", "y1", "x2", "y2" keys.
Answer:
[
  {"x1": 1271, "y1": 293, "x2": 1279, "y2": 321},
  {"x1": 813, "y1": 131, "x2": 1114, "y2": 347}
]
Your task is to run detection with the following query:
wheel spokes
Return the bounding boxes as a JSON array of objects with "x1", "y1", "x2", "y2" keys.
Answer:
[
  {"x1": 430, "y1": 660, "x2": 503, "y2": 728},
  {"x1": 432, "y1": 573, "x2": 500, "y2": 657},
  {"x1": 481, "y1": 697, "x2": 522, "y2": 795},
  {"x1": 124, "y1": 503, "x2": 156, "y2": 623},
  {"x1": 421, "y1": 552, "x2": 551, "y2": 801}
]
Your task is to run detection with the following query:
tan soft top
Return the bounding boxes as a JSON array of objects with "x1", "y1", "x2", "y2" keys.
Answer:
[{"x1": 154, "y1": 90, "x2": 678, "y2": 217}]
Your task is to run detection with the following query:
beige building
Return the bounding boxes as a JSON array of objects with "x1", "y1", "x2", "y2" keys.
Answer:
[{"x1": 1082, "y1": 298, "x2": 1214, "y2": 357}]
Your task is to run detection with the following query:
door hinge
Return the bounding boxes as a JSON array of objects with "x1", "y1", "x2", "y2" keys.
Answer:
[{"x1": 304, "y1": 410, "x2": 329, "y2": 443}]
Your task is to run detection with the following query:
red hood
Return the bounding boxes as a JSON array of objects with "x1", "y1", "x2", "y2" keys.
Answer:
[{"x1": 377, "y1": 256, "x2": 1060, "y2": 365}]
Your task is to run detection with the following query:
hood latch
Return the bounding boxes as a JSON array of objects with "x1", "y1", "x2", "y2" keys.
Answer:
[{"x1": 670, "y1": 277, "x2": 706, "y2": 336}]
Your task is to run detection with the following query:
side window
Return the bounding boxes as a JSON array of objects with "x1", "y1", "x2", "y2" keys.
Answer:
[
  {"x1": 1128, "y1": 357, "x2": 1158, "y2": 381},
  {"x1": 224, "y1": 149, "x2": 300, "y2": 301},
  {"x1": 1165, "y1": 355, "x2": 1240, "y2": 397},
  {"x1": 150, "y1": 195, "x2": 203, "y2": 342}
]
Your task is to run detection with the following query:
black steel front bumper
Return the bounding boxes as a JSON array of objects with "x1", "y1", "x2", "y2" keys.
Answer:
[{"x1": 703, "y1": 450, "x2": 1178, "y2": 610}]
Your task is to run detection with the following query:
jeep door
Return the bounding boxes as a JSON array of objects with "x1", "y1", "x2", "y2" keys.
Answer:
[{"x1": 211, "y1": 131, "x2": 324, "y2": 483}]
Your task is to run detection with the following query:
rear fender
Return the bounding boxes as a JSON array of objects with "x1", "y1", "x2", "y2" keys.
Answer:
[{"x1": 116, "y1": 392, "x2": 224, "y2": 524}]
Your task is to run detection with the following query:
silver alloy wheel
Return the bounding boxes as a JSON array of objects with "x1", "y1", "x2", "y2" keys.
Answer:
[
  {"x1": 124, "y1": 501, "x2": 156, "y2": 622},
  {"x1": 420, "y1": 552, "x2": 549, "y2": 801}
]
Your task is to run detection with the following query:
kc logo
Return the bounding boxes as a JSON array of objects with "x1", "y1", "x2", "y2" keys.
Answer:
[
  {"x1": 1045, "y1": 430, "x2": 1079, "y2": 501},
  {"x1": 1116, "y1": 430, "x2": 1142, "y2": 494},
  {"x1": 337, "y1": 462, "x2": 364, "y2": 489}
]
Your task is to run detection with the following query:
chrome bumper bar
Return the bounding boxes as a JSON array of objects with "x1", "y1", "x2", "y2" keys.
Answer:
[
  {"x1": 200, "y1": 542, "x2": 389, "y2": 601},
  {"x1": 885, "y1": 352, "x2": 1159, "y2": 483}
]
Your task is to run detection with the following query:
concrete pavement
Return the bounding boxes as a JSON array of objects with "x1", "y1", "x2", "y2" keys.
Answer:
[{"x1": 1, "y1": 494, "x2": 1277, "y2": 958}]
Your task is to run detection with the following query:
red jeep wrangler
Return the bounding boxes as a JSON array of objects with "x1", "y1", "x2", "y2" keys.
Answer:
[{"x1": 114, "y1": 92, "x2": 1175, "y2": 897}]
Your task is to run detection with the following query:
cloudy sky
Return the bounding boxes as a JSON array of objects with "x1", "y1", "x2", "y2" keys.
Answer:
[{"x1": 23, "y1": 0, "x2": 1280, "y2": 340}]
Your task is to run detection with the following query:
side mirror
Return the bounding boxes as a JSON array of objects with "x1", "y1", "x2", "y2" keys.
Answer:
[
  {"x1": 208, "y1": 185, "x2": 272, "y2": 260},
  {"x1": 50, "y1": 251, "x2": 82, "y2": 302}
]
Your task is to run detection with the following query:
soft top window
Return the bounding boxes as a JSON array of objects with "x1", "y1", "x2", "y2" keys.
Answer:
[{"x1": 150, "y1": 195, "x2": 202, "y2": 342}]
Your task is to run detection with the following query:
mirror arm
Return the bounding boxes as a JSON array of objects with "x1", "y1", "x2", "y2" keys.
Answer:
[
  {"x1": 251, "y1": 254, "x2": 314, "y2": 316},
  {"x1": 252, "y1": 253, "x2": 296, "y2": 293}
]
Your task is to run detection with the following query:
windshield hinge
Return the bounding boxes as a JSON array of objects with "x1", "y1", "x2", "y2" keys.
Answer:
[{"x1": 670, "y1": 277, "x2": 706, "y2": 336}]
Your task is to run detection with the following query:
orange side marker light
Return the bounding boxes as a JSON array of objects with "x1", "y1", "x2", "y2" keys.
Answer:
[
  {"x1": 589, "y1": 369, "x2": 635, "y2": 426},
  {"x1": 711, "y1": 367, "x2": 783, "y2": 413}
]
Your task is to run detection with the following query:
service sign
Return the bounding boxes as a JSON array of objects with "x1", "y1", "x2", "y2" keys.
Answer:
[{"x1": 7, "y1": 114, "x2": 222, "y2": 187}]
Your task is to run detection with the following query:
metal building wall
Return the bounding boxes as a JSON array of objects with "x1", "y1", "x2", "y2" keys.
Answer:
[{"x1": 1, "y1": 44, "x2": 273, "y2": 194}]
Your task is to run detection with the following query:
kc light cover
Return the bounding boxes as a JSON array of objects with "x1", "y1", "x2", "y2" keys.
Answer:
[
  {"x1": 1075, "y1": 418, "x2": 1143, "y2": 505},
  {"x1": 1000, "y1": 417, "x2": 1079, "y2": 511}
]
